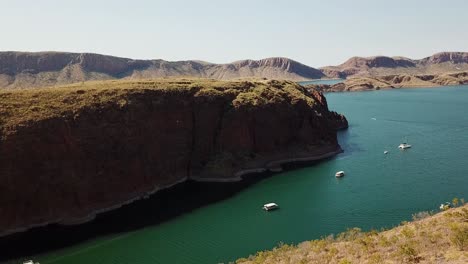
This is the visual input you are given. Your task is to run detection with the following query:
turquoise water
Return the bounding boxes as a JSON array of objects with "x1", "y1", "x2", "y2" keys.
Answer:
[
  {"x1": 299, "y1": 79, "x2": 344, "y2": 85},
  {"x1": 16, "y1": 86, "x2": 468, "y2": 264}
]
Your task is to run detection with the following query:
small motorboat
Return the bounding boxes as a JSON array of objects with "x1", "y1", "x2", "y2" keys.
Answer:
[
  {"x1": 23, "y1": 261, "x2": 39, "y2": 264},
  {"x1": 263, "y1": 203, "x2": 279, "y2": 211},
  {"x1": 398, "y1": 137, "x2": 412, "y2": 149},
  {"x1": 335, "y1": 171, "x2": 345, "y2": 178},
  {"x1": 384, "y1": 150, "x2": 389, "y2": 154},
  {"x1": 398, "y1": 143, "x2": 412, "y2": 149}
]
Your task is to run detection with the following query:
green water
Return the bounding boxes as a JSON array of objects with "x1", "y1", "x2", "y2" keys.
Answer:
[{"x1": 24, "y1": 86, "x2": 468, "y2": 264}]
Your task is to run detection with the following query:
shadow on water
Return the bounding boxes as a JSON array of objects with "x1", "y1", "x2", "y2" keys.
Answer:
[
  {"x1": 336, "y1": 127, "x2": 362, "y2": 158},
  {"x1": 0, "y1": 177, "x2": 260, "y2": 262},
  {"x1": 0, "y1": 154, "x2": 339, "y2": 262}
]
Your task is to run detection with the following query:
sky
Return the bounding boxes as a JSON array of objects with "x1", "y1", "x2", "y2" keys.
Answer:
[{"x1": 1, "y1": 0, "x2": 467, "y2": 67}]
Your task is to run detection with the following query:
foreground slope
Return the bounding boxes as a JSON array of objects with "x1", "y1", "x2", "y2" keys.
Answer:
[
  {"x1": 0, "y1": 78, "x2": 347, "y2": 236},
  {"x1": 237, "y1": 204, "x2": 468, "y2": 264},
  {"x1": 0, "y1": 52, "x2": 324, "y2": 89}
]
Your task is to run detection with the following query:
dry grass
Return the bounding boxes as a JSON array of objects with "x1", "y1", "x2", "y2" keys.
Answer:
[
  {"x1": 0, "y1": 78, "x2": 314, "y2": 134},
  {"x1": 235, "y1": 204, "x2": 468, "y2": 264}
]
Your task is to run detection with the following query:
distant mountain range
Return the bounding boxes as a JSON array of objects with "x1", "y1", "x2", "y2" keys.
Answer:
[
  {"x1": 0, "y1": 51, "x2": 467, "y2": 89},
  {"x1": 0, "y1": 52, "x2": 323, "y2": 89},
  {"x1": 320, "y1": 52, "x2": 468, "y2": 78}
]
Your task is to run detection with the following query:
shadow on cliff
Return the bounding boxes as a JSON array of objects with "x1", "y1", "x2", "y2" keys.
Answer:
[{"x1": 0, "y1": 154, "x2": 343, "y2": 262}]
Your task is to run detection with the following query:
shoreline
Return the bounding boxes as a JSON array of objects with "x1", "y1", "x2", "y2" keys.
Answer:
[
  {"x1": 325, "y1": 83, "x2": 467, "y2": 93},
  {"x1": 0, "y1": 145, "x2": 343, "y2": 238}
]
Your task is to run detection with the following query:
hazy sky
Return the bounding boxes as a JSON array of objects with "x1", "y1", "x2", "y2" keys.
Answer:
[{"x1": 1, "y1": 0, "x2": 467, "y2": 67}]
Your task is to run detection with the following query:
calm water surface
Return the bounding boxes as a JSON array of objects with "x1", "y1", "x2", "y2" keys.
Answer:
[{"x1": 16, "y1": 86, "x2": 468, "y2": 264}]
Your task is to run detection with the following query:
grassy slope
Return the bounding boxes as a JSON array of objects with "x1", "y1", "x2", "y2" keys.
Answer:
[
  {"x1": 236, "y1": 204, "x2": 468, "y2": 264},
  {"x1": 0, "y1": 78, "x2": 314, "y2": 134}
]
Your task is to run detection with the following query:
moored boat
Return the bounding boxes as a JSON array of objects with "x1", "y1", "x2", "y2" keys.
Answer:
[
  {"x1": 335, "y1": 171, "x2": 345, "y2": 177},
  {"x1": 23, "y1": 261, "x2": 39, "y2": 264},
  {"x1": 263, "y1": 203, "x2": 279, "y2": 211},
  {"x1": 398, "y1": 143, "x2": 412, "y2": 149}
]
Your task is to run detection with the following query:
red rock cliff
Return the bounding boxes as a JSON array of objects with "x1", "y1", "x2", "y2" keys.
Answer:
[{"x1": 0, "y1": 79, "x2": 347, "y2": 236}]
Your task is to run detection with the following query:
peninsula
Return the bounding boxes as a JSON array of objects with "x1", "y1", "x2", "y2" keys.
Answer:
[{"x1": 0, "y1": 78, "x2": 347, "y2": 237}]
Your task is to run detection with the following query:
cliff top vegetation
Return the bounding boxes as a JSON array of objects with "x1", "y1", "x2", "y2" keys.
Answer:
[{"x1": 0, "y1": 78, "x2": 316, "y2": 133}]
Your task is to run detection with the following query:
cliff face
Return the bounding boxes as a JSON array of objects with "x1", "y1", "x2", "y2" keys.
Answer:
[
  {"x1": 0, "y1": 79, "x2": 347, "y2": 236},
  {"x1": 0, "y1": 52, "x2": 324, "y2": 89}
]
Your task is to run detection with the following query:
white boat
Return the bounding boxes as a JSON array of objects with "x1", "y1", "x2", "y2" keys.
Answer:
[
  {"x1": 263, "y1": 203, "x2": 279, "y2": 211},
  {"x1": 23, "y1": 261, "x2": 39, "y2": 264},
  {"x1": 398, "y1": 137, "x2": 412, "y2": 149},
  {"x1": 440, "y1": 202, "x2": 451, "y2": 210},
  {"x1": 384, "y1": 150, "x2": 389, "y2": 154},
  {"x1": 398, "y1": 143, "x2": 412, "y2": 149},
  {"x1": 335, "y1": 171, "x2": 345, "y2": 177}
]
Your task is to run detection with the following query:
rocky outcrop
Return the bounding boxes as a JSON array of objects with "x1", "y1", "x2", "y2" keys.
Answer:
[
  {"x1": 420, "y1": 52, "x2": 468, "y2": 65},
  {"x1": 320, "y1": 52, "x2": 468, "y2": 78},
  {"x1": 0, "y1": 52, "x2": 325, "y2": 89},
  {"x1": 0, "y1": 79, "x2": 347, "y2": 236},
  {"x1": 306, "y1": 72, "x2": 468, "y2": 92},
  {"x1": 338, "y1": 56, "x2": 416, "y2": 69}
]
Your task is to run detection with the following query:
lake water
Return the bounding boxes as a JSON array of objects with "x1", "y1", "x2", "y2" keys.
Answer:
[{"x1": 9, "y1": 85, "x2": 468, "y2": 264}]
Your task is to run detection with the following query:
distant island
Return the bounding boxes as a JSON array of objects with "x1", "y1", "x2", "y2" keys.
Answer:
[
  {"x1": 320, "y1": 52, "x2": 468, "y2": 78},
  {"x1": 306, "y1": 71, "x2": 468, "y2": 92},
  {"x1": 1, "y1": 51, "x2": 468, "y2": 89}
]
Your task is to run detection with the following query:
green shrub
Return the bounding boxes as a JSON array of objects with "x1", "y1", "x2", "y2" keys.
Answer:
[
  {"x1": 401, "y1": 226, "x2": 415, "y2": 238},
  {"x1": 337, "y1": 227, "x2": 363, "y2": 241},
  {"x1": 449, "y1": 223, "x2": 468, "y2": 250},
  {"x1": 398, "y1": 244, "x2": 418, "y2": 262}
]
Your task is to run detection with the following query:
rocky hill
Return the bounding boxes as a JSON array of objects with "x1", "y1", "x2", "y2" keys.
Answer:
[
  {"x1": 2, "y1": 51, "x2": 468, "y2": 88},
  {"x1": 321, "y1": 52, "x2": 468, "y2": 78},
  {"x1": 308, "y1": 71, "x2": 468, "y2": 92},
  {"x1": 0, "y1": 52, "x2": 325, "y2": 89},
  {"x1": 0, "y1": 79, "x2": 347, "y2": 236}
]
